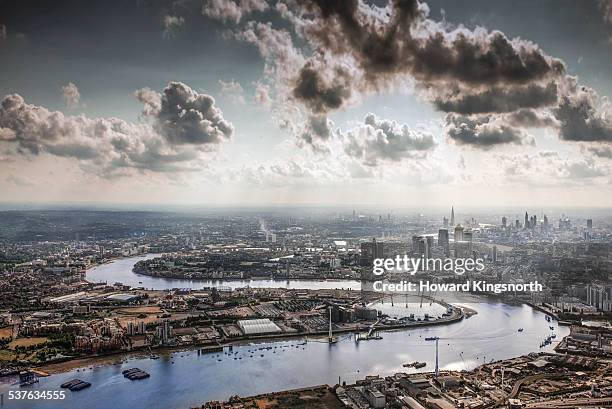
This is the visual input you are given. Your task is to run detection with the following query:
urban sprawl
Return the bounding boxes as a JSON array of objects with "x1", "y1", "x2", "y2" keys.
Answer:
[{"x1": 0, "y1": 207, "x2": 610, "y2": 409}]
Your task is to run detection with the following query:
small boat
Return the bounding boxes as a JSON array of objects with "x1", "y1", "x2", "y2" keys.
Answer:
[
  {"x1": 69, "y1": 381, "x2": 91, "y2": 391},
  {"x1": 424, "y1": 337, "x2": 438, "y2": 341},
  {"x1": 518, "y1": 328, "x2": 524, "y2": 332},
  {"x1": 414, "y1": 362, "x2": 426, "y2": 368}
]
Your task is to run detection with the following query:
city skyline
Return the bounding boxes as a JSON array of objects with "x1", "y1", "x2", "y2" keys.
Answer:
[{"x1": 1, "y1": 0, "x2": 612, "y2": 207}]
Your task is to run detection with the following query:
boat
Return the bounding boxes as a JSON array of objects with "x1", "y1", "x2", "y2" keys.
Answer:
[
  {"x1": 549, "y1": 326, "x2": 554, "y2": 330},
  {"x1": 69, "y1": 381, "x2": 92, "y2": 391},
  {"x1": 61, "y1": 379, "x2": 83, "y2": 389},
  {"x1": 424, "y1": 337, "x2": 438, "y2": 341},
  {"x1": 518, "y1": 328, "x2": 524, "y2": 332},
  {"x1": 123, "y1": 368, "x2": 150, "y2": 381},
  {"x1": 414, "y1": 362, "x2": 426, "y2": 368},
  {"x1": 61, "y1": 379, "x2": 91, "y2": 391}
]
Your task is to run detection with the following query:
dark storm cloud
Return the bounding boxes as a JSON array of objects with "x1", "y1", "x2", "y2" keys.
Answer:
[
  {"x1": 445, "y1": 114, "x2": 528, "y2": 149},
  {"x1": 138, "y1": 81, "x2": 234, "y2": 145},
  {"x1": 506, "y1": 109, "x2": 557, "y2": 128},
  {"x1": 342, "y1": 113, "x2": 436, "y2": 165},
  {"x1": 554, "y1": 85, "x2": 612, "y2": 142},
  {"x1": 307, "y1": 115, "x2": 332, "y2": 139},
  {"x1": 433, "y1": 82, "x2": 558, "y2": 115},
  {"x1": 296, "y1": 115, "x2": 333, "y2": 153},
  {"x1": 291, "y1": 0, "x2": 565, "y2": 110},
  {"x1": 0, "y1": 82, "x2": 233, "y2": 175},
  {"x1": 292, "y1": 63, "x2": 352, "y2": 113}
]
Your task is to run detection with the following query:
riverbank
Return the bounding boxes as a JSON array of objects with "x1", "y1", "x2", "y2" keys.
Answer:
[{"x1": 37, "y1": 307, "x2": 466, "y2": 375}]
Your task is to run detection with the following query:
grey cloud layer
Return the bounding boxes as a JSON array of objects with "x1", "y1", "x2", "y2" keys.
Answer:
[
  {"x1": 0, "y1": 82, "x2": 232, "y2": 176},
  {"x1": 136, "y1": 81, "x2": 234, "y2": 145},
  {"x1": 342, "y1": 113, "x2": 436, "y2": 165},
  {"x1": 207, "y1": 0, "x2": 612, "y2": 151}
]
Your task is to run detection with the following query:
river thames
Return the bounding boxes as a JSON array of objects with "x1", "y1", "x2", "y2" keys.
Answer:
[{"x1": 1, "y1": 255, "x2": 569, "y2": 409}]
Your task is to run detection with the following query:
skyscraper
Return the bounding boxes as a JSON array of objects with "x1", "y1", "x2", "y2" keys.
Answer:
[
  {"x1": 438, "y1": 229, "x2": 449, "y2": 256},
  {"x1": 501, "y1": 216, "x2": 507, "y2": 228},
  {"x1": 360, "y1": 238, "x2": 384, "y2": 267},
  {"x1": 450, "y1": 206, "x2": 455, "y2": 227},
  {"x1": 524, "y1": 212, "x2": 529, "y2": 229},
  {"x1": 454, "y1": 225, "x2": 464, "y2": 242}
]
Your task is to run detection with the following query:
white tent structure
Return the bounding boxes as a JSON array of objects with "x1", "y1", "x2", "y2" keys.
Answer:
[{"x1": 237, "y1": 319, "x2": 282, "y2": 335}]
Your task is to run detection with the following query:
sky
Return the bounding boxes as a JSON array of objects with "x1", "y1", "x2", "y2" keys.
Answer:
[{"x1": 0, "y1": 0, "x2": 611, "y2": 208}]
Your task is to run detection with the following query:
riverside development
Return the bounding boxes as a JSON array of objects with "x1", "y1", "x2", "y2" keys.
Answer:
[{"x1": 0, "y1": 208, "x2": 610, "y2": 409}]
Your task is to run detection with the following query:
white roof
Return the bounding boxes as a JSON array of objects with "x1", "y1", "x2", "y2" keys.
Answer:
[{"x1": 237, "y1": 318, "x2": 281, "y2": 335}]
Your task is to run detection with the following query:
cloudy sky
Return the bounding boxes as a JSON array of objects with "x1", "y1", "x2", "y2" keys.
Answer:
[{"x1": 0, "y1": 0, "x2": 611, "y2": 208}]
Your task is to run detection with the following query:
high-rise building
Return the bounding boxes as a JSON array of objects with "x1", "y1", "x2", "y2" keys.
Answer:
[
  {"x1": 524, "y1": 212, "x2": 529, "y2": 229},
  {"x1": 450, "y1": 206, "x2": 455, "y2": 227},
  {"x1": 442, "y1": 216, "x2": 448, "y2": 228},
  {"x1": 587, "y1": 219, "x2": 593, "y2": 232},
  {"x1": 360, "y1": 238, "x2": 384, "y2": 267},
  {"x1": 454, "y1": 225, "x2": 464, "y2": 242},
  {"x1": 417, "y1": 238, "x2": 429, "y2": 258},
  {"x1": 438, "y1": 229, "x2": 449, "y2": 256},
  {"x1": 501, "y1": 216, "x2": 507, "y2": 228},
  {"x1": 463, "y1": 230, "x2": 473, "y2": 255}
]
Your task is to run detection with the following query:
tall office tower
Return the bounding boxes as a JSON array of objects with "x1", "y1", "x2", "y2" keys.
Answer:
[
  {"x1": 454, "y1": 224, "x2": 464, "y2": 242},
  {"x1": 501, "y1": 216, "x2": 507, "y2": 228},
  {"x1": 516, "y1": 219, "x2": 520, "y2": 229},
  {"x1": 417, "y1": 238, "x2": 430, "y2": 258},
  {"x1": 543, "y1": 215, "x2": 549, "y2": 229},
  {"x1": 412, "y1": 235, "x2": 420, "y2": 253},
  {"x1": 464, "y1": 230, "x2": 473, "y2": 255},
  {"x1": 443, "y1": 216, "x2": 448, "y2": 228},
  {"x1": 587, "y1": 219, "x2": 593, "y2": 233},
  {"x1": 492, "y1": 245, "x2": 498, "y2": 263},
  {"x1": 450, "y1": 206, "x2": 455, "y2": 227},
  {"x1": 531, "y1": 215, "x2": 537, "y2": 228},
  {"x1": 426, "y1": 236, "x2": 434, "y2": 255},
  {"x1": 438, "y1": 229, "x2": 450, "y2": 256},
  {"x1": 524, "y1": 212, "x2": 529, "y2": 229},
  {"x1": 360, "y1": 238, "x2": 384, "y2": 267},
  {"x1": 352, "y1": 209, "x2": 356, "y2": 220}
]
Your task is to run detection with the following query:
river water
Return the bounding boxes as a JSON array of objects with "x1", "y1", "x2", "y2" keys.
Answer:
[{"x1": 0, "y1": 255, "x2": 569, "y2": 409}]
